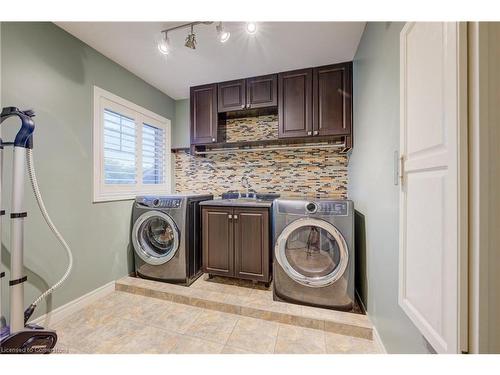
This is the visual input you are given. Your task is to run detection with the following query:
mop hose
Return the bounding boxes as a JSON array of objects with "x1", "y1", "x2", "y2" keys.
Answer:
[{"x1": 24, "y1": 149, "x2": 73, "y2": 324}]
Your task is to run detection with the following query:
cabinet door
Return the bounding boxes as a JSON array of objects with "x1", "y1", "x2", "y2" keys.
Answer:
[
  {"x1": 217, "y1": 79, "x2": 246, "y2": 112},
  {"x1": 190, "y1": 84, "x2": 218, "y2": 144},
  {"x1": 278, "y1": 68, "x2": 313, "y2": 138},
  {"x1": 233, "y1": 208, "x2": 270, "y2": 282},
  {"x1": 246, "y1": 74, "x2": 277, "y2": 109},
  {"x1": 313, "y1": 62, "x2": 352, "y2": 136},
  {"x1": 202, "y1": 207, "x2": 234, "y2": 276}
]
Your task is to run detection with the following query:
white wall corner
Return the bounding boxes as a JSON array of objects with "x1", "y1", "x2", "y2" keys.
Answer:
[{"x1": 372, "y1": 325, "x2": 388, "y2": 354}]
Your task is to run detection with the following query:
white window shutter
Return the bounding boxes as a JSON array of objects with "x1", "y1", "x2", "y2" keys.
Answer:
[
  {"x1": 103, "y1": 109, "x2": 137, "y2": 185},
  {"x1": 142, "y1": 123, "x2": 166, "y2": 185}
]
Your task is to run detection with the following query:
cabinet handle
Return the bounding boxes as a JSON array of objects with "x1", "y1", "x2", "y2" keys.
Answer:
[
  {"x1": 233, "y1": 215, "x2": 238, "y2": 220},
  {"x1": 307, "y1": 131, "x2": 312, "y2": 136},
  {"x1": 241, "y1": 104, "x2": 245, "y2": 109},
  {"x1": 212, "y1": 138, "x2": 216, "y2": 142},
  {"x1": 228, "y1": 214, "x2": 232, "y2": 219},
  {"x1": 247, "y1": 104, "x2": 251, "y2": 109},
  {"x1": 313, "y1": 130, "x2": 319, "y2": 136}
]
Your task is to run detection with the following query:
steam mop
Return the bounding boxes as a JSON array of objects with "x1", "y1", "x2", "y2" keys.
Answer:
[{"x1": 0, "y1": 107, "x2": 73, "y2": 354}]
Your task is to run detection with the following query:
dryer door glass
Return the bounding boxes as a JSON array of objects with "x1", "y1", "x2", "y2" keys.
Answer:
[
  {"x1": 285, "y1": 226, "x2": 340, "y2": 278},
  {"x1": 275, "y1": 218, "x2": 348, "y2": 287},
  {"x1": 132, "y1": 211, "x2": 180, "y2": 265}
]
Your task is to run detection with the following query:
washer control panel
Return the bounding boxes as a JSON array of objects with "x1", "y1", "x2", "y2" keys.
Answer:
[
  {"x1": 136, "y1": 196, "x2": 182, "y2": 209},
  {"x1": 317, "y1": 201, "x2": 348, "y2": 216}
]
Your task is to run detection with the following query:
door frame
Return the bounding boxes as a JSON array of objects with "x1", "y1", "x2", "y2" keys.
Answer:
[
  {"x1": 467, "y1": 22, "x2": 500, "y2": 354},
  {"x1": 398, "y1": 22, "x2": 469, "y2": 353}
]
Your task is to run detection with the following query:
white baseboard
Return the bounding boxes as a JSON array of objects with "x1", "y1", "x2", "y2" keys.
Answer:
[
  {"x1": 31, "y1": 281, "x2": 115, "y2": 328},
  {"x1": 372, "y1": 325, "x2": 387, "y2": 354}
]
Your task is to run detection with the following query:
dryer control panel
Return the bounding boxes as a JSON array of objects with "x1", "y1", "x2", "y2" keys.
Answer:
[
  {"x1": 317, "y1": 201, "x2": 348, "y2": 216},
  {"x1": 277, "y1": 200, "x2": 349, "y2": 216}
]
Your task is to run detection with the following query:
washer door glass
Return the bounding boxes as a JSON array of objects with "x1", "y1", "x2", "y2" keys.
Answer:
[
  {"x1": 132, "y1": 211, "x2": 180, "y2": 265},
  {"x1": 275, "y1": 218, "x2": 348, "y2": 287}
]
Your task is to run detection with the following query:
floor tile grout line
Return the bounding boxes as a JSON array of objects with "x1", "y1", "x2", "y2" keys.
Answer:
[
  {"x1": 324, "y1": 328, "x2": 329, "y2": 354},
  {"x1": 181, "y1": 309, "x2": 239, "y2": 347},
  {"x1": 273, "y1": 325, "x2": 281, "y2": 354},
  {"x1": 223, "y1": 317, "x2": 279, "y2": 354},
  {"x1": 112, "y1": 314, "x2": 228, "y2": 353},
  {"x1": 222, "y1": 315, "x2": 240, "y2": 348}
]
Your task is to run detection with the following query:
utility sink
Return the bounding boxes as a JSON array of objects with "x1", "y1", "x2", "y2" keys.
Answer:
[{"x1": 221, "y1": 191, "x2": 280, "y2": 201}]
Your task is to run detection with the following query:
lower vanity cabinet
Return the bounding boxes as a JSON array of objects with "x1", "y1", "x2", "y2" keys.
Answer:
[
  {"x1": 202, "y1": 207, "x2": 234, "y2": 277},
  {"x1": 202, "y1": 206, "x2": 271, "y2": 284}
]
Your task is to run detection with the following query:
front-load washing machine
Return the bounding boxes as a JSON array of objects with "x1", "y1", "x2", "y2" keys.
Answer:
[
  {"x1": 272, "y1": 198, "x2": 354, "y2": 310},
  {"x1": 131, "y1": 194, "x2": 212, "y2": 285}
]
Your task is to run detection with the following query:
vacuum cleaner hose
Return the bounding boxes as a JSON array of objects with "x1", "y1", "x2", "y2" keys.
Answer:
[{"x1": 25, "y1": 149, "x2": 73, "y2": 320}]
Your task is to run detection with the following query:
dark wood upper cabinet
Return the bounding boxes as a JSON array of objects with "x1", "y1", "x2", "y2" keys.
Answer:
[
  {"x1": 278, "y1": 68, "x2": 313, "y2": 138},
  {"x1": 246, "y1": 74, "x2": 277, "y2": 109},
  {"x1": 190, "y1": 84, "x2": 218, "y2": 144},
  {"x1": 189, "y1": 61, "x2": 353, "y2": 150},
  {"x1": 217, "y1": 79, "x2": 246, "y2": 112},
  {"x1": 233, "y1": 208, "x2": 269, "y2": 282},
  {"x1": 218, "y1": 75, "x2": 277, "y2": 112},
  {"x1": 313, "y1": 62, "x2": 352, "y2": 136},
  {"x1": 202, "y1": 207, "x2": 234, "y2": 277}
]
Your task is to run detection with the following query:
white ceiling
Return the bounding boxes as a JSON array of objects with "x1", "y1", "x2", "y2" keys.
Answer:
[{"x1": 56, "y1": 22, "x2": 365, "y2": 100}]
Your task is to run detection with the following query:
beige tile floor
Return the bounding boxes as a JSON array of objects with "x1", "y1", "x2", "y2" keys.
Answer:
[{"x1": 53, "y1": 290, "x2": 380, "y2": 354}]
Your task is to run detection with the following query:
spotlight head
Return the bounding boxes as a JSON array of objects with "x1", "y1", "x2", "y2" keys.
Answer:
[
  {"x1": 216, "y1": 22, "x2": 231, "y2": 43},
  {"x1": 157, "y1": 32, "x2": 170, "y2": 55},
  {"x1": 246, "y1": 22, "x2": 257, "y2": 35},
  {"x1": 185, "y1": 32, "x2": 197, "y2": 49},
  {"x1": 184, "y1": 24, "x2": 197, "y2": 50}
]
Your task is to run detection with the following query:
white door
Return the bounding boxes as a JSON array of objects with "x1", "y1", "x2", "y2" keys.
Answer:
[{"x1": 399, "y1": 22, "x2": 468, "y2": 354}]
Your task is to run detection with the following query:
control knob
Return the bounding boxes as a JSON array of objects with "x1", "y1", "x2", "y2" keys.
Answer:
[{"x1": 306, "y1": 202, "x2": 318, "y2": 213}]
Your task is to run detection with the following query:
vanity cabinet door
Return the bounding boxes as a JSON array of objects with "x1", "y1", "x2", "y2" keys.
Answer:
[
  {"x1": 202, "y1": 207, "x2": 234, "y2": 277},
  {"x1": 190, "y1": 84, "x2": 218, "y2": 144},
  {"x1": 217, "y1": 79, "x2": 246, "y2": 112},
  {"x1": 233, "y1": 208, "x2": 270, "y2": 282}
]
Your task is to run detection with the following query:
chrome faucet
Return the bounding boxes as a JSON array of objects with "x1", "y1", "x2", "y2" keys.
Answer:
[{"x1": 241, "y1": 176, "x2": 251, "y2": 196}]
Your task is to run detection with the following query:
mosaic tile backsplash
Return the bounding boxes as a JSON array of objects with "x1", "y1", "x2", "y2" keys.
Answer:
[
  {"x1": 219, "y1": 114, "x2": 279, "y2": 142},
  {"x1": 174, "y1": 115, "x2": 348, "y2": 198}
]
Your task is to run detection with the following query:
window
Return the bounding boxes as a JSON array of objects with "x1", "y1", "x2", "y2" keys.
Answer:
[{"x1": 93, "y1": 86, "x2": 171, "y2": 202}]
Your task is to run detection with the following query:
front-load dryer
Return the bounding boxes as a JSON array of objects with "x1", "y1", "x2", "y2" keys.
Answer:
[
  {"x1": 131, "y1": 194, "x2": 212, "y2": 285},
  {"x1": 272, "y1": 198, "x2": 354, "y2": 310}
]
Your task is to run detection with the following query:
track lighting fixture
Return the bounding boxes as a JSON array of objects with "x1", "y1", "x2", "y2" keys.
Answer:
[
  {"x1": 158, "y1": 21, "x2": 257, "y2": 56},
  {"x1": 246, "y1": 22, "x2": 257, "y2": 35},
  {"x1": 157, "y1": 31, "x2": 170, "y2": 55},
  {"x1": 216, "y1": 22, "x2": 231, "y2": 43},
  {"x1": 184, "y1": 24, "x2": 197, "y2": 49}
]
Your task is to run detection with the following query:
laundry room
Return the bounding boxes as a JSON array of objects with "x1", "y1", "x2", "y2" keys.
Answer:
[{"x1": 1, "y1": 2, "x2": 500, "y2": 370}]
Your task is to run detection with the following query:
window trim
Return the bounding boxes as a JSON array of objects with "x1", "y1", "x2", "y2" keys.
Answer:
[{"x1": 93, "y1": 86, "x2": 171, "y2": 203}]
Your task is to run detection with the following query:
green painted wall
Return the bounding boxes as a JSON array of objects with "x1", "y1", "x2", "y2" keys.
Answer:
[
  {"x1": 349, "y1": 22, "x2": 429, "y2": 353},
  {"x1": 173, "y1": 99, "x2": 190, "y2": 148},
  {"x1": 0, "y1": 22, "x2": 175, "y2": 320}
]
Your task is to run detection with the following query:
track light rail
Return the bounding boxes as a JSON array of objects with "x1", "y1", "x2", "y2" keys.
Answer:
[{"x1": 161, "y1": 21, "x2": 213, "y2": 35}]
